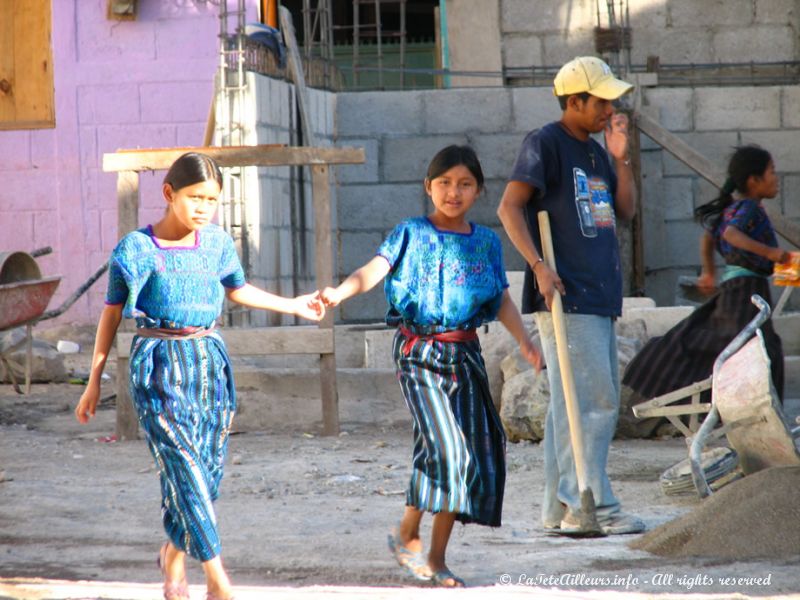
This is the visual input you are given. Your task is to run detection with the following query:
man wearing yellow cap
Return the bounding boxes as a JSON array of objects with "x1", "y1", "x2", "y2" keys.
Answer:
[{"x1": 498, "y1": 56, "x2": 645, "y2": 536}]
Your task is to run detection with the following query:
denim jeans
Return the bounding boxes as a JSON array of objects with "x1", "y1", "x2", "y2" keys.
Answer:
[{"x1": 535, "y1": 312, "x2": 621, "y2": 526}]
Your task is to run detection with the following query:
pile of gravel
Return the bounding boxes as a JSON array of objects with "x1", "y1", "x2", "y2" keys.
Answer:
[{"x1": 630, "y1": 466, "x2": 800, "y2": 559}]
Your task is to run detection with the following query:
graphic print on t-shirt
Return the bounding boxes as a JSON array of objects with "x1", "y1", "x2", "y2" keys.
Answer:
[
  {"x1": 572, "y1": 168, "x2": 597, "y2": 237},
  {"x1": 588, "y1": 176, "x2": 615, "y2": 230}
]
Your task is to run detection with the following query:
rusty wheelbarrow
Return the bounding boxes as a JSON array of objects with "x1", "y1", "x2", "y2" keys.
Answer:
[{"x1": 0, "y1": 249, "x2": 61, "y2": 394}]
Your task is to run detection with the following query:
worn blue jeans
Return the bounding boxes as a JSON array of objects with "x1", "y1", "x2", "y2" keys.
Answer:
[{"x1": 535, "y1": 312, "x2": 621, "y2": 526}]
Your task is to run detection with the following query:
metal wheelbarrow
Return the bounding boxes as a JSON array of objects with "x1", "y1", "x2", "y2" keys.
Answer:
[{"x1": 634, "y1": 294, "x2": 800, "y2": 498}]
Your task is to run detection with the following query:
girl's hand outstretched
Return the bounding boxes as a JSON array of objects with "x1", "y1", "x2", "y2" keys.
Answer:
[
  {"x1": 294, "y1": 293, "x2": 326, "y2": 321},
  {"x1": 521, "y1": 338, "x2": 544, "y2": 373},
  {"x1": 75, "y1": 383, "x2": 100, "y2": 424},
  {"x1": 319, "y1": 286, "x2": 343, "y2": 307}
]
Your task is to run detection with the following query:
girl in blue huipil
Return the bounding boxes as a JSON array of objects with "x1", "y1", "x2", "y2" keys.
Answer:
[
  {"x1": 76, "y1": 152, "x2": 324, "y2": 600},
  {"x1": 320, "y1": 145, "x2": 542, "y2": 587}
]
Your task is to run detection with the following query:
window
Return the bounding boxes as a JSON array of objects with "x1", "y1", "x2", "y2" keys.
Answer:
[{"x1": 0, "y1": 0, "x2": 55, "y2": 130}]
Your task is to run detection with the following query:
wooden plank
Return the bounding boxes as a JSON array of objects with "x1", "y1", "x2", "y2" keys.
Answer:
[
  {"x1": 635, "y1": 112, "x2": 726, "y2": 186},
  {"x1": 116, "y1": 326, "x2": 335, "y2": 358},
  {"x1": 117, "y1": 171, "x2": 140, "y2": 237},
  {"x1": 0, "y1": 0, "x2": 15, "y2": 124},
  {"x1": 635, "y1": 111, "x2": 800, "y2": 249},
  {"x1": 312, "y1": 164, "x2": 340, "y2": 436},
  {"x1": 103, "y1": 145, "x2": 365, "y2": 173},
  {"x1": 115, "y1": 354, "x2": 139, "y2": 441},
  {"x1": 11, "y1": 0, "x2": 55, "y2": 128},
  {"x1": 279, "y1": 6, "x2": 315, "y2": 147}
]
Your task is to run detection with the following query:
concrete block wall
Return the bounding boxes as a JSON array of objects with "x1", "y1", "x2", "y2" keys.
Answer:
[
  {"x1": 332, "y1": 83, "x2": 800, "y2": 321},
  {"x1": 239, "y1": 74, "x2": 336, "y2": 326},
  {"x1": 334, "y1": 87, "x2": 563, "y2": 322},
  {"x1": 498, "y1": 0, "x2": 800, "y2": 68},
  {"x1": 639, "y1": 85, "x2": 800, "y2": 305}
]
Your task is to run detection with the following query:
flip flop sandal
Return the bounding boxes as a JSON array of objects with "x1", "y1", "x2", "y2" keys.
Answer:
[
  {"x1": 158, "y1": 543, "x2": 190, "y2": 600},
  {"x1": 431, "y1": 567, "x2": 466, "y2": 588},
  {"x1": 387, "y1": 529, "x2": 432, "y2": 581}
]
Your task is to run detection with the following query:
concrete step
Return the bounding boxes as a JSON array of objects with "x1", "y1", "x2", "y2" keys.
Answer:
[{"x1": 232, "y1": 366, "x2": 409, "y2": 431}]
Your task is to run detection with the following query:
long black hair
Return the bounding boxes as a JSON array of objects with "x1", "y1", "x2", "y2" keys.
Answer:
[
  {"x1": 163, "y1": 152, "x2": 223, "y2": 191},
  {"x1": 694, "y1": 144, "x2": 772, "y2": 230},
  {"x1": 426, "y1": 145, "x2": 485, "y2": 190}
]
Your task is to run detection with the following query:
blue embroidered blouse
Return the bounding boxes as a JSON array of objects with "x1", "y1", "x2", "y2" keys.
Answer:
[
  {"x1": 712, "y1": 198, "x2": 778, "y2": 276},
  {"x1": 377, "y1": 217, "x2": 509, "y2": 332},
  {"x1": 105, "y1": 224, "x2": 246, "y2": 328}
]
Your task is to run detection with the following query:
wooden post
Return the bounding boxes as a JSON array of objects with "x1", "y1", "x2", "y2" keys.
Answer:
[
  {"x1": 312, "y1": 164, "x2": 340, "y2": 436},
  {"x1": 115, "y1": 170, "x2": 140, "y2": 440},
  {"x1": 628, "y1": 110, "x2": 645, "y2": 295}
]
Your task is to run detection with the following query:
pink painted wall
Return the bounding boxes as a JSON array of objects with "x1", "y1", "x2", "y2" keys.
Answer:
[{"x1": 0, "y1": 0, "x2": 257, "y2": 328}]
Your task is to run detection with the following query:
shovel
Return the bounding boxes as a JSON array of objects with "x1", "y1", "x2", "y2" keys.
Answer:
[{"x1": 538, "y1": 210, "x2": 605, "y2": 537}]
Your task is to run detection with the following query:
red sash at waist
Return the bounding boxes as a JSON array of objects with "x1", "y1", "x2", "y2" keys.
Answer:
[{"x1": 398, "y1": 326, "x2": 478, "y2": 356}]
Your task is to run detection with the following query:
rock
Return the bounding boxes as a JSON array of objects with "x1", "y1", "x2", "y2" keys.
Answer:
[
  {"x1": 480, "y1": 321, "x2": 526, "y2": 410},
  {"x1": 500, "y1": 368, "x2": 549, "y2": 442},
  {"x1": 0, "y1": 328, "x2": 68, "y2": 384}
]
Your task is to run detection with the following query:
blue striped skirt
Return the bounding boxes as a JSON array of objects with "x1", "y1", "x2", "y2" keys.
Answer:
[
  {"x1": 393, "y1": 328, "x2": 506, "y2": 527},
  {"x1": 128, "y1": 331, "x2": 235, "y2": 562}
]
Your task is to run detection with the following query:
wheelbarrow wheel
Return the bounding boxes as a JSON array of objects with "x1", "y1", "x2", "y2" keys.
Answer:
[{"x1": 660, "y1": 447, "x2": 740, "y2": 496}]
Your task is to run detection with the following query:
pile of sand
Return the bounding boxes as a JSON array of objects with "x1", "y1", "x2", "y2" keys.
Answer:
[{"x1": 630, "y1": 466, "x2": 800, "y2": 559}]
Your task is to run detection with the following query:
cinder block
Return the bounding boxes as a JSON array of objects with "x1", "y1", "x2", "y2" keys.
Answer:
[
  {"x1": 338, "y1": 285, "x2": 387, "y2": 323},
  {"x1": 335, "y1": 138, "x2": 379, "y2": 183},
  {"x1": 782, "y1": 176, "x2": 800, "y2": 218},
  {"x1": 643, "y1": 88, "x2": 693, "y2": 132},
  {"x1": 420, "y1": 89, "x2": 512, "y2": 135},
  {"x1": 381, "y1": 135, "x2": 468, "y2": 183},
  {"x1": 540, "y1": 30, "x2": 596, "y2": 66},
  {"x1": 713, "y1": 26, "x2": 795, "y2": 63},
  {"x1": 339, "y1": 231, "x2": 384, "y2": 274},
  {"x1": 755, "y1": 0, "x2": 797, "y2": 24},
  {"x1": 471, "y1": 134, "x2": 527, "y2": 180},
  {"x1": 664, "y1": 219, "x2": 704, "y2": 268},
  {"x1": 669, "y1": 0, "x2": 753, "y2": 27},
  {"x1": 364, "y1": 328, "x2": 396, "y2": 369},
  {"x1": 511, "y1": 87, "x2": 562, "y2": 133},
  {"x1": 782, "y1": 87, "x2": 800, "y2": 129},
  {"x1": 337, "y1": 91, "x2": 423, "y2": 136},
  {"x1": 501, "y1": 0, "x2": 594, "y2": 33},
  {"x1": 336, "y1": 183, "x2": 425, "y2": 231},
  {"x1": 695, "y1": 87, "x2": 781, "y2": 131},
  {"x1": 660, "y1": 132, "x2": 737, "y2": 177},
  {"x1": 619, "y1": 306, "x2": 694, "y2": 338},
  {"x1": 632, "y1": 28, "x2": 713, "y2": 64},
  {"x1": 662, "y1": 177, "x2": 695, "y2": 221},
  {"x1": 743, "y1": 130, "x2": 800, "y2": 172},
  {"x1": 502, "y1": 35, "x2": 543, "y2": 68},
  {"x1": 470, "y1": 179, "x2": 505, "y2": 227}
]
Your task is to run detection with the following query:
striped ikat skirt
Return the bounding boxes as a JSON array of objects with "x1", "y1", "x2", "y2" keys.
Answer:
[
  {"x1": 128, "y1": 331, "x2": 236, "y2": 562},
  {"x1": 622, "y1": 276, "x2": 784, "y2": 403},
  {"x1": 393, "y1": 328, "x2": 506, "y2": 527}
]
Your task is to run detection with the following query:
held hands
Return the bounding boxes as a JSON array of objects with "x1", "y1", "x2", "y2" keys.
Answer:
[
  {"x1": 294, "y1": 292, "x2": 326, "y2": 321},
  {"x1": 318, "y1": 286, "x2": 343, "y2": 308},
  {"x1": 604, "y1": 112, "x2": 630, "y2": 163}
]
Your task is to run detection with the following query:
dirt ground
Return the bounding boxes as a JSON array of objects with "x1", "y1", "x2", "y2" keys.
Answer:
[{"x1": 1, "y1": 338, "x2": 799, "y2": 600}]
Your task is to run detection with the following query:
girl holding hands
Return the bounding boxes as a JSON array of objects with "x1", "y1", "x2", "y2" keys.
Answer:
[
  {"x1": 319, "y1": 145, "x2": 542, "y2": 587},
  {"x1": 75, "y1": 152, "x2": 324, "y2": 600}
]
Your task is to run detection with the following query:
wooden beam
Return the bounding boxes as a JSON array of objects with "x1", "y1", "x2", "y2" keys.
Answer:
[
  {"x1": 117, "y1": 171, "x2": 139, "y2": 236},
  {"x1": 116, "y1": 326, "x2": 334, "y2": 359},
  {"x1": 312, "y1": 165, "x2": 340, "y2": 436},
  {"x1": 103, "y1": 145, "x2": 365, "y2": 173},
  {"x1": 635, "y1": 111, "x2": 800, "y2": 249}
]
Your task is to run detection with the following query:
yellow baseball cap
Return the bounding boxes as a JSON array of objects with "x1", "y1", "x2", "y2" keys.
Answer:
[{"x1": 553, "y1": 56, "x2": 633, "y2": 100}]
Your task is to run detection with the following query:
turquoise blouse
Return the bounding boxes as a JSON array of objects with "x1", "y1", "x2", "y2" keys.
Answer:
[
  {"x1": 105, "y1": 224, "x2": 246, "y2": 328},
  {"x1": 377, "y1": 217, "x2": 508, "y2": 333}
]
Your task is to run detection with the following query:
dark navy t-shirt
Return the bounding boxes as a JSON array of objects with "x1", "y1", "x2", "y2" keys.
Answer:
[{"x1": 509, "y1": 121, "x2": 622, "y2": 317}]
